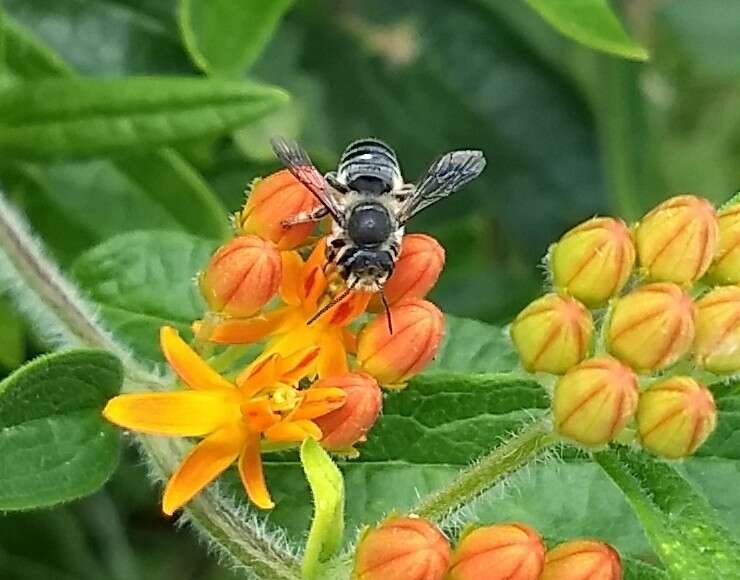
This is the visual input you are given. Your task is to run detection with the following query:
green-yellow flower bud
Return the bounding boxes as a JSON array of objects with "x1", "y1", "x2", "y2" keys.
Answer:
[
  {"x1": 637, "y1": 376, "x2": 717, "y2": 458},
  {"x1": 551, "y1": 217, "x2": 635, "y2": 307},
  {"x1": 606, "y1": 283, "x2": 695, "y2": 373},
  {"x1": 510, "y1": 293, "x2": 593, "y2": 374},
  {"x1": 553, "y1": 357, "x2": 639, "y2": 446},
  {"x1": 708, "y1": 203, "x2": 740, "y2": 284},
  {"x1": 634, "y1": 194, "x2": 719, "y2": 285},
  {"x1": 695, "y1": 285, "x2": 740, "y2": 373}
]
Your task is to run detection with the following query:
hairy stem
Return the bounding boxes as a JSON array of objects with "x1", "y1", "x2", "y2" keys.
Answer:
[
  {"x1": 413, "y1": 417, "x2": 557, "y2": 521},
  {"x1": 0, "y1": 192, "x2": 301, "y2": 580}
]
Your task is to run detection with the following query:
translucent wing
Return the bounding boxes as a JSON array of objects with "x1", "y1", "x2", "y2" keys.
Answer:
[
  {"x1": 400, "y1": 150, "x2": 486, "y2": 223},
  {"x1": 270, "y1": 137, "x2": 342, "y2": 222}
]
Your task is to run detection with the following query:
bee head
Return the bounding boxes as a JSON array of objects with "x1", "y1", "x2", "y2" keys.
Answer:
[{"x1": 346, "y1": 249, "x2": 394, "y2": 291}]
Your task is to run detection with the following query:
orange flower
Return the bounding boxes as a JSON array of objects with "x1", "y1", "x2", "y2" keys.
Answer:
[
  {"x1": 103, "y1": 327, "x2": 345, "y2": 514},
  {"x1": 204, "y1": 240, "x2": 371, "y2": 379},
  {"x1": 238, "y1": 170, "x2": 323, "y2": 250},
  {"x1": 541, "y1": 540, "x2": 621, "y2": 580}
]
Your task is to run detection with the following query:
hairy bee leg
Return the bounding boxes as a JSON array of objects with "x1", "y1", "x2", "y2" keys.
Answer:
[{"x1": 281, "y1": 206, "x2": 330, "y2": 227}]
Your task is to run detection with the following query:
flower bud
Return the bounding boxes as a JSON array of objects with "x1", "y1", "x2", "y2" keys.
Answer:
[
  {"x1": 606, "y1": 282, "x2": 695, "y2": 372},
  {"x1": 637, "y1": 377, "x2": 717, "y2": 458},
  {"x1": 510, "y1": 293, "x2": 593, "y2": 374},
  {"x1": 708, "y1": 204, "x2": 740, "y2": 284},
  {"x1": 541, "y1": 540, "x2": 621, "y2": 580},
  {"x1": 353, "y1": 516, "x2": 450, "y2": 580},
  {"x1": 357, "y1": 299, "x2": 444, "y2": 387},
  {"x1": 448, "y1": 523, "x2": 545, "y2": 580},
  {"x1": 312, "y1": 373, "x2": 383, "y2": 450},
  {"x1": 553, "y1": 357, "x2": 638, "y2": 446},
  {"x1": 551, "y1": 217, "x2": 635, "y2": 307},
  {"x1": 199, "y1": 235, "x2": 281, "y2": 317},
  {"x1": 238, "y1": 170, "x2": 322, "y2": 250},
  {"x1": 370, "y1": 234, "x2": 445, "y2": 311},
  {"x1": 634, "y1": 194, "x2": 719, "y2": 285},
  {"x1": 695, "y1": 285, "x2": 740, "y2": 373}
]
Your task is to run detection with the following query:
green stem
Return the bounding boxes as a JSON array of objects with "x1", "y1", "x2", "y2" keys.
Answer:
[
  {"x1": 0, "y1": 192, "x2": 301, "y2": 580},
  {"x1": 413, "y1": 417, "x2": 557, "y2": 521}
]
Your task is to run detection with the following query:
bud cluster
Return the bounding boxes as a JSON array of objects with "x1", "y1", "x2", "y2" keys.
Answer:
[
  {"x1": 196, "y1": 170, "x2": 449, "y2": 454},
  {"x1": 510, "y1": 194, "x2": 736, "y2": 456},
  {"x1": 353, "y1": 516, "x2": 621, "y2": 580}
]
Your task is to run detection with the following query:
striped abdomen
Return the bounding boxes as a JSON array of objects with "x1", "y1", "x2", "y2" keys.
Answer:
[{"x1": 337, "y1": 138, "x2": 403, "y2": 194}]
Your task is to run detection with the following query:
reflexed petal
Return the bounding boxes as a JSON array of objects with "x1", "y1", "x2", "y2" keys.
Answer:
[
  {"x1": 162, "y1": 422, "x2": 245, "y2": 515},
  {"x1": 160, "y1": 326, "x2": 233, "y2": 391},
  {"x1": 317, "y1": 332, "x2": 349, "y2": 378},
  {"x1": 237, "y1": 354, "x2": 280, "y2": 396},
  {"x1": 342, "y1": 328, "x2": 358, "y2": 354},
  {"x1": 278, "y1": 346, "x2": 320, "y2": 384},
  {"x1": 302, "y1": 240, "x2": 329, "y2": 309},
  {"x1": 265, "y1": 419, "x2": 322, "y2": 442},
  {"x1": 103, "y1": 391, "x2": 240, "y2": 436},
  {"x1": 279, "y1": 251, "x2": 304, "y2": 306},
  {"x1": 238, "y1": 432, "x2": 274, "y2": 509},
  {"x1": 290, "y1": 387, "x2": 346, "y2": 420},
  {"x1": 203, "y1": 310, "x2": 289, "y2": 345},
  {"x1": 241, "y1": 399, "x2": 281, "y2": 432}
]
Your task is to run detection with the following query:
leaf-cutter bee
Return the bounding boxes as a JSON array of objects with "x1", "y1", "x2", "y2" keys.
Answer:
[{"x1": 271, "y1": 137, "x2": 486, "y2": 328}]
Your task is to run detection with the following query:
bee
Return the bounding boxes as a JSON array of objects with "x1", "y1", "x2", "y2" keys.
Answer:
[{"x1": 271, "y1": 136, "x2": 486, "y2": 329}]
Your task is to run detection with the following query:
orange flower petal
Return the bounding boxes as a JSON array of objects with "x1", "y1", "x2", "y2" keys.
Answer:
[
  {"x1": 162, "y1": 422, "x2": 246, "y2": 515},
  {"x1": 203, "y1": 310, "x2": 289, "y2": 345},
  {"x1": 291, "y1": 387, "x2": 347, "y2": 420},
  {"x1": 264, "y1": 419, "x2": 322, "y2": 443},
  {"x1": 238, "y1": 431, "x2": 274, "y2": 509},
  {"x1": 237, "y1": 354, "x2": 280, "y2": 396},
  {"x1": 242, "y1": 399, "x2": 281, "y2": 432},
  {"x1": 325, "y1": 291, "x2": 372, "y2": 327},
  {"x1": 160, "y1": 326, "x2": 234, "y2": 391},
  {"x1": 278, "y1": 346, "x2": 321, "y2": 384},
  {"x1": 302, "y1": 240, "x2": 329, "y2": 309},
  {"x1": 103, "y1": 391, "x2": 240, "y2": 436},
  {"x1": 279, "y1": 251, "x2": 304, "y2": 306},
  {"x1": 317, "y1": 332, "x2": 349, "y2": 378}
]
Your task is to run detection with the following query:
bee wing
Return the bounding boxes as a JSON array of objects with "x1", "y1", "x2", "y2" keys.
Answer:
[
  {"x1": 270, "y1": 137, "x2": 343, "y2": 223},
  {"x1": 399, "y1": 150, "x2": 486, "y2": 223}
]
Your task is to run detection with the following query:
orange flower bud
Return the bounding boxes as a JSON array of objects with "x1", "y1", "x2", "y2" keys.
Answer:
[
  {"x1": 551, "y1": 217, "x2": 635, "y2": 307},
  {"x1": 448, "y1": 523, "x2": 545, "y2": 580},
  {"x1": 695, "y1": 285, "x2": 740, "y2": 373},
  {"x1": 353, "y1": 516, "x2": 450, "y2": 580},
  {"x1": 634, "y1": 194, "x2": 719, "y2": 285},
  {"x1": 357, "y1": 299, "x2": 444, "y2": 387},
  {"x1": 312, "y1": 372, "x2": 382, "y2": 450},
  {"x1": 541, "y1": 540, "x2": 621, "y2": 580},
  {"x1": 238, "y1": 170, "x2": 322, "y2": 250},
  {"x1": 553, "y1": 357, "x2": 639, "y2": 446},
  {"x1": 199, "y1": 235, "x2": 281, "y2": 317},
  {"x1": 637, "y1": 377, "x2": 717, "y2": 458},
  {"x1": 374, "y1": 234, "x2": 445, "y2": 308},
  {"x1": 605, "y1": 283, "x2": 695, "y2": 373},
  {"x1": 708, "y1": 204, "x2": 740, "y2": 284},
  {"x1": 510, "y1": 293, "x2": 593, "y2": 374}
]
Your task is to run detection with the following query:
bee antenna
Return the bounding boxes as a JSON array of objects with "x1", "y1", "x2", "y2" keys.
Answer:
[
  {"x1": 307, "y1": 283, "x2": 355, "y2": 326},
  {"x1": 381, "y1": 290, "x2": 394, "y2": 334}
]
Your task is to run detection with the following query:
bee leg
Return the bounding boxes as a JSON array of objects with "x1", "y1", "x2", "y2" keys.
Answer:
[
  {"x1": 282, "y1": 206, "x2": 330, "y2": 227},
  {"x1": 325, "y1": 172, "x2": 349, "y2": 194}
]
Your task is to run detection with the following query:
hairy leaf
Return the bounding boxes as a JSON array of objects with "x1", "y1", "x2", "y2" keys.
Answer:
[
  {"x1": 0, "y1": 76, "x2": 287, "y2": 159},
  {"x1": 0, "y1": 350, "x2": 122, "y2": 510},
  {"x1": 179, "y1": 0, "x2": 295, "y2": 76}
]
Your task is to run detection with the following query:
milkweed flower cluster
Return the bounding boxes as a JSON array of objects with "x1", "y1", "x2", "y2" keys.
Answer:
[
  {"x1": 352, "y1": 516, "x2": 621, "y2": 580},
  {"x1": 510, "y1": 193, "x2": 740, "y2": 457},
  {"x1": 103, "y1": 170, "x2": 447, "y2": 513}
]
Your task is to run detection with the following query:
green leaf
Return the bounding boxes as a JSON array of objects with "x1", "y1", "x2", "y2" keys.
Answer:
[
  {"x1": 522, "y1": 0, "x2": 649, "y2": 61},
  {"x1": 595, "y1": 446, "x2": 740, "y2": 579},
  {"x1": 697, "y1": 379, "x2": 740, "y2": 460},
  {"x1": 71, "y1": 231, "x2": 217, "y2": 364},
  {"x1": 0, "y1": 296, "x2": 25, "y2": 370},
  {"x1": 0, "y1": 349, "x2": 122, "y2": 510},
  {"x1": 300, "y1": 438, "x2": 345, "y2": 580},
  {"x1": 0, "y1": 76, "x2": 288, "y2": 159},
  {"x1": 179, "y1": 0, "x2": 295, "y2": 77}
]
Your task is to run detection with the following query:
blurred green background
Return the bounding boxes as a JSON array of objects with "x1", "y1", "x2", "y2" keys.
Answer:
[{"x1": 1, "y1": 0, "x2": 739, "y2": 578}]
